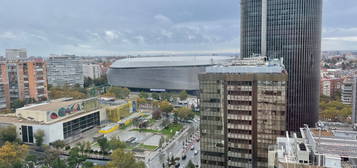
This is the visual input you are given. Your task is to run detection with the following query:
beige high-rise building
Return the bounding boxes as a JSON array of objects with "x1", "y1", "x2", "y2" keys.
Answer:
[{"x1": 199, "y1": 58, "x2": 287, "y2": 168}]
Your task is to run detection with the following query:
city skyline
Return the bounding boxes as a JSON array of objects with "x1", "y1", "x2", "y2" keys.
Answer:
[{"x1": 0, "y1": 0, "x2": 356, "y2": 56}]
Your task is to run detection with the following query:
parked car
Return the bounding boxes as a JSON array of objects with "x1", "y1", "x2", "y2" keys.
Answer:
[
  {"x1": 194, "y1": 150, "x2": 198, "y2": 155},
  {"x1": 181, "y1": 154, "x2": 187, "y2": 160},
  {"x1": 175, "y1": 162, "x2": 181, "y2": 168}
]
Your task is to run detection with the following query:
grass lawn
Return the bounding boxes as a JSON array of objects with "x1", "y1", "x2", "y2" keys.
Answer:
[
  {"x1": 148, "y1": 118, "x2": 156, "y2": 125},
  {"x1": 130, "y1": 123, "x2": 183, "y2": 138},
  {"x1": 161, "y1": 123, "x2": 183, "y2": 138}
]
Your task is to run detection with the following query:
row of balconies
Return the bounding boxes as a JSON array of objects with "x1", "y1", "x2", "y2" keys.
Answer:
[
  {"x1": 228, "y1": 143, "x2": 252, "y2": 150},
  {"x1": 227, "y1": 86, "x2": 252, "y2": 91},
  {"x1": 227, "y1": 95, "x2": 252, "y2": 101},
  {"x1": 227, "y1": 151, "x2": 252, "y2": 160},
  {"x1": 228, "y1": 105, "x2": 252, "y2": 111},
  {"x1": 227, "y1": 124, "x2": 252, "y2": 130},
  {"x1": 227, "y1": 114, "x2": 252, "y2": 121},
  {"x1": 227, "y1": 133, "x2": 252, "y2": 140}
]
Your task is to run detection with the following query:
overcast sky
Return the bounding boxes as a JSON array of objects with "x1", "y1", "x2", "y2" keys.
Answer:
[{"x1": 0, "y1": 0, "x2": 356, "y2": 56}]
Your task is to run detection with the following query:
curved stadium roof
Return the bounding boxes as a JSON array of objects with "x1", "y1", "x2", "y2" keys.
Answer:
[{"x1": 110, "y1": 56, "x2": 235, "y2": 68}]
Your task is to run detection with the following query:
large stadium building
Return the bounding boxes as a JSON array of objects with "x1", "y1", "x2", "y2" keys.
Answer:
[{"x1": 108, "y1": 56, "x2": 235, "y2": 91}]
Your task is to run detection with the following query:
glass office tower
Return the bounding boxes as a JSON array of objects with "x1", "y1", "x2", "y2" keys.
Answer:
[{"x1": 241, "y1": 0, "x2": 322, "y2": 131}]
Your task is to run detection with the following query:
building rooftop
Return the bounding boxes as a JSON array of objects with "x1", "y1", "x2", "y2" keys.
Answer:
[
  {"x1": 18, "y1": 99, "x2": 83, "y2": 112},
  {"x1": 0, "y1": 115, "x2": 42, "y2": 125},
  {"x1": 110, "y1": 56, "x2": 235, "y2": 68},
  {"x1": 204, "y1": 57, "x2": 285, "y2": 74},
  {"x1": 304, "y1": 127, "x2": 357, "y2": 158},
  {"x1": 206, "y1": 65, "x2": 285, "y2": 74}
]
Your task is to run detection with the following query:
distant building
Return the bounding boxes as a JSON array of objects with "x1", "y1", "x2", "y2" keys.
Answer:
[
  {"x1": 269, "y1": 125, "x2": 357, "y2": 168},
  {"x1": 108, "y1": 56, "x2": 234, "y2": 91},
  {"x1": 0, "y1": 63, "x2": 10, "y2": 110},
  {"x1": 352, "y1": 76, "x2": 357, "y2": 124},
  {"x1": 199, "y1": 57, "x2": 287, "y2": 168},
  {"x1": 5, "y1": 49, "x2": 27, "y2": 60},
  {"x1": 320, "y1": 78, "x2": 342, "y2": 97},
  {"x1": 0, "y1": 59, "x2": 48, "y2": 105},
  {"x1": 341, "y1": 78, "x2": 353, "y2": 104},
  {"x1": 0, "y1": 98, "x2": 106, "y2": 144},
  {"x1": 82, "y1": 63, "x2": 101, "y2": 79},
  {"x1": 47, "y1": 55, "x2": 84, "y2": 87}
]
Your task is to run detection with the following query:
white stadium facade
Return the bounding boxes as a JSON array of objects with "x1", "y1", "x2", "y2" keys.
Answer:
[{"x1": 107, "y1": 56, "x2": 234, "y2": 91}]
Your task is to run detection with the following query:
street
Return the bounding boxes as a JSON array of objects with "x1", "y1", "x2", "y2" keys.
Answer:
[{"x1": 147, "y1": 119, "x2": 200, "y2": 168}]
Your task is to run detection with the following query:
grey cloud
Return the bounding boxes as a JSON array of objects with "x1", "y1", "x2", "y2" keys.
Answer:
[{"x1": 0, "y1": 0, "x2": 355, "y2": 55}]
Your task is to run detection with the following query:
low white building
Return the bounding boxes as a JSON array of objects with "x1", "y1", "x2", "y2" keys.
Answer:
[
  {"x1": 0, "y1": 98, "x2": 106, "y2": 144},
  {"x1": 269, "y1": 125, "x2": 357, "y2": 168}
]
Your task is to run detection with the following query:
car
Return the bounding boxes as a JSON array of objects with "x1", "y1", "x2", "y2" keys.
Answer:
[
  {"x1": 194, "y1": 150, "x2": 198, "y2": 155},
  {"x1": 175, "y1": 162, "x2": 181, "y2": 168},
  {"x1": 191, "y1": 146, "x2": 195, "y2": 150},
  {"x1": 181, "y1": 154, "x2": 187, "y2": 160}
]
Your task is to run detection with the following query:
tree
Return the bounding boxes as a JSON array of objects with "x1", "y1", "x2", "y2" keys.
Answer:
[
  {"x1": 42, "y1": 147, "x2": 67, "y2": 168},
  {"x1": 159, "y1": 101, "x2": 173, "y2": 117},
  {"x1": 34, "y1": 129, "x2": 45, "y2": 147},
  {"x1": 82, "y1": 161, "x2": 94, "y2": 168},
  {"x1": 107, "y1": 87, "x2": 130, "y2": 99},
  {"x1": 152, "y1": 108, "x2": 162, "y2": 120},
  {"x1": 106, "y1": 149, "x2": 145, "y2": 168},
  {"x1": 139, "y1": 91, "x2": 149, "y2": 99},
  {"x1": 51, "y1": 140, "x2": 66, "y2": 149},
  {"x1": 186, "y1": 160, "x2": 195, "y2": 168},
  {"x1": 320, "y1": 99, "x2": 352, "y2": 122},
  {"x1": 0, "y1": 126, "x2": 18, "y2": 144},
  {"x1": 97, "y1": 137, "x2": 110, "y2": 153},
  {"x1": 160, "y1": 92, "x2": 171, "y2": 101},
  {"x1": 108, "y1": 137, "x2": 126, "y2": 150},
  {"x1": 76, "y1": 142, "x2": 86, "y2": 156},
  {"x1": 174, "y1": 107, "x2": 195, "y2": 120},
  {"x1": 152, "y1": 92, "x2": 160, "y2": 100},
  {"x1": 136, "y1": 97, "x2": 147, "y2": 105},
  {"x1": 25, "y1": 154, "x2": 38, "y2": 168},
  {"x1": 93, "y1": 75, "x2": 108, "y2": 86},
  {"x1": 179, "y1": 90, "x2": 188, "y2": 101},
  {"x1": 67, "y1": 147, "x2": 87, "y2": 168},
  {"x1": 49, "y1": 87, "x2": 87, "y2": 99},
  {"x1": 0, "y1": 142, "x2": 29, "y2": 168},
  {"x1": 11, "y1": 99, "x2": 25, "y2": 109}
]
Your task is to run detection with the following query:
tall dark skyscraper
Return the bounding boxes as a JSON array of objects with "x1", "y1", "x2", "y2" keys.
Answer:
[{"x1": 241, "y1": 0, "x2": 322, "y2": 131}]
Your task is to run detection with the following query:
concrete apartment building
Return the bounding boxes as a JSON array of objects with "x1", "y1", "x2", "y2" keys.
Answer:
[
  {"x1": 0, "y1": 63, "x2": 10, "y2": 110},
  {"x1": 199, "y1": 58, "x2": 287, "y2": 168},
  {"x1": 82, "y1": 63, "x2": 101, "y2": 79},
  {"x1": 0, "y1": 59, "x2": 48, "y2": 109},
  {"x1": 341, "y1": 78, "x2": 353, "y2": 104},
  {"x1": 320, "y1": 78, "x2": 342, "y2": 97},
  {"x1": 352, "y1": 76, "x2": 357, "y2": 124},
  {"x1": 7, "y1": 59, "x2": 48, "y2": 102},
  {"x1": 0, "y1": 98, "x2": 106, "y2": 144},
  {"x1": 47, "y1": 54, "x2": 84, "y2": 87},
  {"x1": 5, "y1": 48, "x2": 27, "y2": 60},
  {"x1": 269, "y1": 125, "x2": 357, "y2": 168}
]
